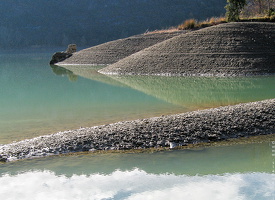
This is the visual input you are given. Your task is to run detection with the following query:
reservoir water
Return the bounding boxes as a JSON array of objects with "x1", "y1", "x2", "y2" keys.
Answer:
[
  {"x1": 0, "y1": 52, "x2": 185, "y2": 144},
  {"x1": 0, "y1": 52, "x2": 274, "y2": 199}
]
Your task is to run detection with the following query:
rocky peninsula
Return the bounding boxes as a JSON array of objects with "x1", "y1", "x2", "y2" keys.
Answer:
[
  {"x1": 1, "y1": 99, "x2": 274, "y2": 162},
  {"x1": 2, "y1": 22, "x2": 273, "y2": 162},
  {"x1": 57, "y1": 31, "x2": 186, "y2": 65},
  {"x1": 99, "y1": 22, "x2": 275, "y2": 76}
]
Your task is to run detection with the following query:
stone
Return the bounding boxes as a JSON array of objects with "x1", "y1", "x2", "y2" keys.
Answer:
[
  {"x1": 169, "y1": 142, "x2": 177, "y2": 149},
  {"x1": 50, "y1": 52, "x2": 72, "y2": 64},
  {"x1": 0, "y1": 155, "x2": 7, "y2": 162},
  {"x1": 49, "y1": 44, "x2": 77, "y2": 64},
  {"x1": 66, "y1": 44, "x2": 77, "y2": 54}
]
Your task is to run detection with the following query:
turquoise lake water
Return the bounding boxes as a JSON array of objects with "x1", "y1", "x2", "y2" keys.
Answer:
[
  {"x1": 0, "y1": 53, "x2": 186, "y2": 144},
  {"x1": 0, "y1": 52, "x2": 274, "y2": 199},
  {"x1": 0, "y1": 141, "x2": 274, "y2": 199}
]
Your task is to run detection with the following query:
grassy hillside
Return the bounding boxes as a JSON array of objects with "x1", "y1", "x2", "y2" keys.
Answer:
[{"x1": 0, "y1": 0, "x2": 226, "y2": 49}]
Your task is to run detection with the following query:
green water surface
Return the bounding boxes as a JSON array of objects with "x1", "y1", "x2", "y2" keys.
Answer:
[
  {"x1": 0, "y1": 51, "x2": 274, "y2": 178},
  {"x1": 1, "y1": 52, "x2": 275, "y2": 144},
  {"x1": 0, "y1": 53, "x2": 185, "y2": 144},
  {"x1": 1, "y1": 140, "x2": 274, "y2": 176}
]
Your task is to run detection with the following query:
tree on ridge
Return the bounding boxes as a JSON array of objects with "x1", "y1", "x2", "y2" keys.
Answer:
[{"x1": 225, "y1": 0, "x2": 247, "y2": 21}]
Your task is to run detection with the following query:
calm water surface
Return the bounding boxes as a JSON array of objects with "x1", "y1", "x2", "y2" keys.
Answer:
[
  {"x1": 0, "y1": 52, "x2": 274, "y2": 199},
  {"x1": 0, "y1": 53, "x2": 185, "y2": 144},
  {"x1": 0, "y1": 52, "x2": 274, "y2": 144},
  {"x1": 0, "y1": 141, "x2": 274, "y2": 199}
]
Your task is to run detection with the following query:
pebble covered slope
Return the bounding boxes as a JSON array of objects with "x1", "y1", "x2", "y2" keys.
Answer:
[
  {"x1": 99, "y1": 22, "x2": 275, "y2": 76},
  {"x1": 57, "y1": 31, "x2": 185, "y2": 65},
  {"x1": 1, "y1": 99, "x2": 274, "y2": 162}
]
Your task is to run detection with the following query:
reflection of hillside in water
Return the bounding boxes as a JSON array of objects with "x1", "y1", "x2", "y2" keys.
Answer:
[
  {"x1": 55, "y1": 65, "x2": 127, "y2": 87},
  {"x1": 51, "y1": 65, "x2": 275, "y2": 109},
  {"x1": 50, "y1": 65, "x2": 78, "y2": 82},
  {"x1": 105, "y1": 75, "x2": 275, "y2": 108}
]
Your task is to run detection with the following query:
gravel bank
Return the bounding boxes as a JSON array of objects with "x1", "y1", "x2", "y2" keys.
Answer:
[
  {"x1": 1, "y1": 99, "x2": 274, "y2": 162},
  {"x1": 57, "y1": 31, "x2": 186, "y2": 65},
  {"x1": 100, "y1": 22, "x2": 275, "y2": 76}
]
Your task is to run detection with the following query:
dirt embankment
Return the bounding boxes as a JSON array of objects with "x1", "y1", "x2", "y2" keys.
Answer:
[
  {"x1": 1, "y1": 99, "x2": 274, "y2": 162},
  {"x1": 99, "y1": 22, "x2": 275, "y2": 76},
  {"x1": 57, "y1": 31, "x2": 186, "y2": 65}
]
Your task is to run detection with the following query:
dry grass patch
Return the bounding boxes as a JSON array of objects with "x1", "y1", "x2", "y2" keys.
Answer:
[
  {"x1": 146, "y1": 15, "x2": 273, "y2": 35},
  {"x1": 240, "y1": 15, "x2": 275, "y2": 22},
  {"x1": 178, "y1": 19, "x2": 197, "y2": 30},
  {"x1": 144, "y1": 27, "x2": 180, "y2": 35},
  {"x1": 178, "y1": 17, "x2": 227, "y2": 30}
]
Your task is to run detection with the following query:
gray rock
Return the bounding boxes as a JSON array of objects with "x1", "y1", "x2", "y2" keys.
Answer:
[
  {"x1": 169, "y1": 142, "x2": 177, "y2": 149},
  {"x1": 50, "y1": 44, "x2": 77, "y2": 64},
  {"x1": 50, "y1": 52, "x2": 72, "y2": 65},
  {"x1": 66, "y1": 44, "x2": 77, "y2": 54},
  {"x1": 0, "y1": 155, "x2": 7, "y2": 162}
]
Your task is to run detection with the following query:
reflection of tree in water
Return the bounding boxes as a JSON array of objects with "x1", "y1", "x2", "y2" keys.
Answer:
[{"x1": 50, "y1": 65, "x2": 78, "y2": 82}]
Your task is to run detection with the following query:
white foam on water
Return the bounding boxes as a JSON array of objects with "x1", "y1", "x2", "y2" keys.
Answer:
[{"x1": 0, "y1": 169, "x2": 274, "y2": 200}]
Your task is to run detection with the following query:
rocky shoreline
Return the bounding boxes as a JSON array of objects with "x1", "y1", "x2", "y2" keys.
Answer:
[{"x1": 1, "y1": 99, "x2": 274, "y2": 162}]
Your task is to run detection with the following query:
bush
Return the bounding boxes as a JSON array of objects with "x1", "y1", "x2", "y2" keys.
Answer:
[{"x1": 266, "y1": 8, "x2": 275, "y2": 17}]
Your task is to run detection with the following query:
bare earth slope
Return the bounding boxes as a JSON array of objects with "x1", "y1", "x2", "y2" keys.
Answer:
[
  {"x1": 100, "y1": 22, "x2": 275, "y2": 76},
  {"x1": 57, "y1": 31, "x2": 185, "y2": 65}
]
